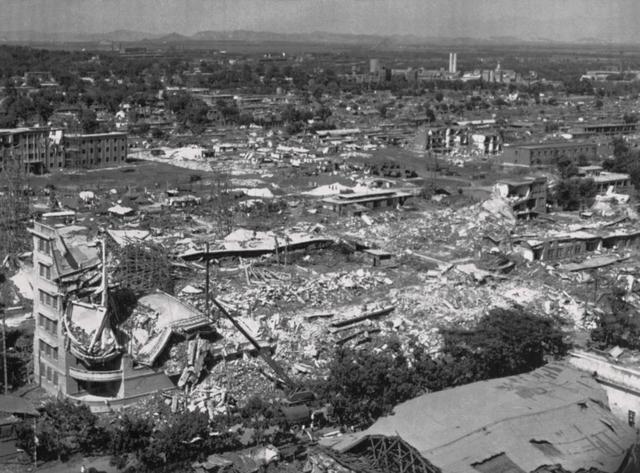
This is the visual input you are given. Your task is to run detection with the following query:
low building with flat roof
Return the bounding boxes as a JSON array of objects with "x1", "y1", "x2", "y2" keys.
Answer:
[
  {"x1": 567, "y1": 122, "x2": 638, "y2": 137},
  {"x1": 502, "y1": 141, "x2": 598, "y2": 167},
  {"x1": 322, "y1": 190, "x2": 412, "y2": 216}
]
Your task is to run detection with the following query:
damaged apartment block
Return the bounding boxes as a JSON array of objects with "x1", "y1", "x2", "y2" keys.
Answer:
[{"x1": 29, "y1": 212, "x2": 212, "y2": 411}]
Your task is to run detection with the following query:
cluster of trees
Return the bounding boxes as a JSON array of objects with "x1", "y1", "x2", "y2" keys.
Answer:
[
  {"x1": 552, "y1": 155, "x2": 598, "y2": 211},
  {"x1": 603, "y1": 137, "x2": 640, "y2": 191},
  {"x1": 16, "y1": 398, "x2": 240, "y2": 471},
  {"x1": 553, "y1": 178, "x2": 598, "y2": 211},
  {"x1": 311, "y1": 308, "x2": 568, "y2": 428},
  {"x1": 165, "y1": 92, "x2": 210, "y2": 133}
]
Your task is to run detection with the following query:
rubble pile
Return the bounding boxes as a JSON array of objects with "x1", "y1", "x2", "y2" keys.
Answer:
[
  {"x1": 337, "y1": 204, "x2": 514, "y2": 259},
  {"x1": 191, "y1": 268, "x2": 395, "y2": 312}
]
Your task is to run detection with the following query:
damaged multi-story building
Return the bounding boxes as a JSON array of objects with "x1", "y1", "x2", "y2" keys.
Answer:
[
  {"x1": 463, "y1": 177, "x2": 548, "y2": 219},
  {"x1": 30, "y1": 213, "x2": 211, "y2": 411}
]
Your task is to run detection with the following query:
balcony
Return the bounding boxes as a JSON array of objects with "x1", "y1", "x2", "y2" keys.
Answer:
[{"x1": 68, "y1": 366, "x2": 122, "y2": 382}]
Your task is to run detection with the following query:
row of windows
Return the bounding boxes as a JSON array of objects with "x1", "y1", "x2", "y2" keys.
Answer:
[
  {"x1": 38, "y1": 313, "x2": 58, "y2": 334},
  {"x1": 39, "y1": 263, "x2": 52, "y2": 280},
  {"x1": 530, "y1": 147, "x2": 594, "y2": 158},
  {"x1": 80, "y1": 145, "x2": 126, "y2": 152},
  {"x1": 39, "y1": 339, "x2": 59, "y2": 360},
  {"x1": 39, "y1": 289, "x2": 58, "y2": 309},
  {"x1": 37, "y1": 237, "x2": 51, "y2": 255},
  {"x1": 79, "y1": 139, "x2": 126, "y2": 145},
  {"x1": 78, "y1": 156, "x2": 126, "y2": 165},
  {"x1": 39, "y1": 362, "x2": 59, "y2": 386}
]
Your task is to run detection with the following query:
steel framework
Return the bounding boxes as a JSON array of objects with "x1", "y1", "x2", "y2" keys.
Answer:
[{"x1": 362, "y1": 436, "x2": 441, "y2": 473}]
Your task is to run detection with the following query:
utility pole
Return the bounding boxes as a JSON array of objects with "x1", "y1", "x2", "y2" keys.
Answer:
[
  {"x1": 1, "y1": 305, "x2": 6, "y2": 395},
  {"x1": 205, "y1": 242, "x2": 210, "y2": 315}
]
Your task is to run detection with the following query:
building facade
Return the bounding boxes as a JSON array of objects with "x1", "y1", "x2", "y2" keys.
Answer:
[
  {"x1": 463, "y1": 177, "x2": 548, "y2": 219},
  {"x1": 62, "y1": 132, "x2": 128, "y2": 169},
  {"x1": 0, "y1": 128, "x2": 64, "y2": 174},
  {"x1": 29, "y1": 215, "x2": 176, "y2": 411},
  {"x1": 567, "y1": 122, "x2": 638, "y2": 137},
  {"x1": 502, "y1": 141, "x2": 598, "y2": 167},
  {"x1": 0, "y1": 128, "x2": 128, "y2": 174},
  {"x1": 569, "y1": 350, "x2": 640, "y2": 427}
]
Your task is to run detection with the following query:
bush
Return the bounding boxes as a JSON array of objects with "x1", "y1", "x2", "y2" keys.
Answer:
[{"x1": 108, "y1": 413, "x2": 154, "y2": 456}]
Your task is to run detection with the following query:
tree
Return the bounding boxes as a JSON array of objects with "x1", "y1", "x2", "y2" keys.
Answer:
[
  {"x1": 79, "y1": 108, "x2": 99, "y2": 134},
  {"x1": 139, "y1": 411, "x2": 239, "y2": 471},
  {"x1": 603, "y1": 137, "x2": 640, "y2": 190},
  {"x1": 317, "y1": 338, "x2": 421, "y2": 428},
  {"x1": 612, "y1": 136, "x2": 630, "y2": 159},
  {"x1": 440, "y1": 307, "x2": 568, "y2": 382},
  {"x1": 592, "y1": 287, "x2": 640, "y2": 349},
  {"x1": 16, "y1": 399, "x2": 107, "y2": 461},
  {"x1": 108, "y1": 413, "x2": 154, "y2": 457},
  {"x1": 557, "y1": 155, "x2": 579, "y2": 179},
  {"x1": 553, "y1": 177, "x2": 597, "y2": 211}
]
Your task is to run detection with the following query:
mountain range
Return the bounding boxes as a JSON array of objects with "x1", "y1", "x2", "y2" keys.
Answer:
[{"x1": 0, "y1": 29, "x2": 626, "y2": 46}]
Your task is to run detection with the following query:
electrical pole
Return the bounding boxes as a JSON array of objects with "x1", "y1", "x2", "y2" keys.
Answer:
[
  {"x1": 1, "y1": 305, "x2": 6, "y2": 395},
  {"x1": 205, "y1": 242, "x2": 210, "y2": 316}
]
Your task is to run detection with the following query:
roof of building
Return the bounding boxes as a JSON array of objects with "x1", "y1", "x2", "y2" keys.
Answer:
[
  {"x1": 0, "y1": 395, "x2": 39, "y2": 417},
  {"x1": 0, "y1": 127, "x2": 52, "y2": 135},
  {"x1": 65, "y1": 132, "x2": 127, "y2": 138},
  {"x1": 498, "y1": 177, "x2": 546, "y2": 187},
  {"x1": 593, "y1": 172, "x2": 630, "y2": 183},
  {"x1": 327, "y1": 363, "x2": 636, "y2": 473},
  {"x1": 51, "y1": 225, "x2": 100, "y2": 278},
  {"x1": 506, "y1": 141, "x2": 597, "y2": 150}
]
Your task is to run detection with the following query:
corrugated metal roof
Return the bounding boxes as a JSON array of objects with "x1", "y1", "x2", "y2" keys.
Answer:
[{"x1": 329, "y1": 364, "x2": 636, "y2": 473}]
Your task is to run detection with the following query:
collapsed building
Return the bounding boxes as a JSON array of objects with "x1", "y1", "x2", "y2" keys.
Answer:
[
  {"x1": 411, "y1": 126, "x2": 502, "y2": 155},
  {"x1": 463, "y1": 177, "x2": 547, "y2": 219},
  {"x1": 511, "y1": 224, "x2": 640, "y2": 264},
  {"x1": 30, "y1": 214, "x2": 212, "y2": 411},
  {"x1": 320, "y1": 364, "x2": 640, "y2": 473}
]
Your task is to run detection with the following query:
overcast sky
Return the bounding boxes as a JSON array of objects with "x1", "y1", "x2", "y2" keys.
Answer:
[{"x1": 1, "y1": 0, "x2": 639, "y2": 42}]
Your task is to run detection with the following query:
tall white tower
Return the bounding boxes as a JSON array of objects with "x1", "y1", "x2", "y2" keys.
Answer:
[{"x1": 449, "y1": 53, "x2": 457, "y2": 74}]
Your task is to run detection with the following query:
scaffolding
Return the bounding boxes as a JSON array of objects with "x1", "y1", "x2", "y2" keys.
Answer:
[
  {"x1": 109, "y1": 241, "x2": 174, "y2": 296},
  {"x1": 0, "y1": 157, "x2": 31, "y2": 262}
]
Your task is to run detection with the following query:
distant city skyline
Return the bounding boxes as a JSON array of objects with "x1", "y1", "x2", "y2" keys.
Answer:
[{"x1": 1, "y1": 0, "x2": 639, "y2": 43}]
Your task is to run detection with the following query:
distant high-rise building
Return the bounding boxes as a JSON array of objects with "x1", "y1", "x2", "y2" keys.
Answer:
[
  {"x1": 449, "y1": 53, "x2": 457, "y2": 74},
  {"x1": 370, "y1": 58, "x2": 381, "y2": 75}
]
